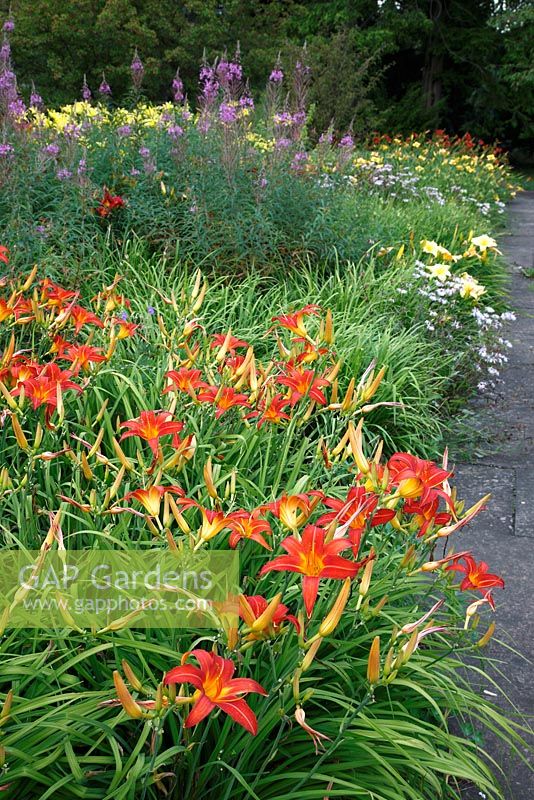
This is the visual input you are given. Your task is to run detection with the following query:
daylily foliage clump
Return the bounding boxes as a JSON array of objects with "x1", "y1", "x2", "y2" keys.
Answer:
[{"x1": 0, "y1": 258, "x2": 516, "y2": 800}]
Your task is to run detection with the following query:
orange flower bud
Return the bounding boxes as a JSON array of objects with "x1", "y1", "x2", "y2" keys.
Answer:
[
  {"x1": 318, "y1": 578, "x2": 351, "y2": 637},
  {"x1": 367, "y1": 635, "x2": 381, "y2": 684},
  {"x1": 476, "y1": 622, "x2": 496, "y2": 648},
  {"x1": 203, "y1": 457, "x2": 218, "y2": 499},
  {"x1": 121, "y1": 659, "x2": 144, "y2": 692},
  {"x1": 10, "y1": 413, "x2": 28, "y2": 450},
  {"x1": 113, "y1": 670, "x2": 145, "y2": 719},
  {"x1": 301, "y1": 637, "x2": 323, "y2": 671},
  {"x1": 348, "y1": 419, "x2": 369, "y2": 474}
]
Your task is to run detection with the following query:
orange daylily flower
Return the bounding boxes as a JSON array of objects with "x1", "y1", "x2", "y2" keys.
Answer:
[
  {"x1": 164, "y1": 649, "x2": 267, "y2": 734},
  {"x1": 125, "y1": 485, "x2": 185, "y2": 517},
  {"x1": 120, "y1": 410, "x2": 186, "y2": 457},
  {"x1": 163, "y1": 368, "x2": 208, "y2": 397},
  {"x1": 239, "y1": 594, "x2": 300, "y2": 638},
  {"x1": 69, "y1": 305, "x2": 104, "y2": 335},
  {"x1": 272, "y1": 305, "x2": 320, "y2": 338},
  {"x1": 113, "y1": 318, "x2": 139, "y2": 339},
  {"x1": 262, "y1": 492, "x2": 323, "y2": 531},
  {"x1": 11, "y1": 363, "x2": 82, "y2": 411},
  {"x1": 403, "y1": 497, "x2": 452, "y2": 537},
  {"x1": 247, "y1": 393, "x2": 291, "y2": 428},
  {"x1": 210, "y1": 333, "x2": 250, "y2": 352},
  {"x1": 40, "y1": 279, "x2": 78, "y2": 309},
  {"x1": 388, "y1": 452, "x2": 453, "y2": 507},
  {"x1": 277, "y1": 366, "x2": 329, "y2": 406},
  {"x1": 62, "y1": 344, "x2": 107, "y2": 373},
  {"x1": 446, "y1": 555, "x2": 505, "y2": 593},
  {"x1": 317, "y1": 485, "x2": 395, "y2": 556},
  {"x1": 260, "y1": 524, "x2": 362, "y2": 617},
  {"x1": 226, "y1": 510, "x2": 273, "y2": 550},
  {"x1": 196, "y1": 386, "x2": 250, "y2": 418}
]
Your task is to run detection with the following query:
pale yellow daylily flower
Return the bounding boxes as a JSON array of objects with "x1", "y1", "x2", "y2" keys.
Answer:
[
  {"x1": 459, "y1": 272, "x2": 486, "y2": 300},
  {"x1": 427, "y1": 263, "x2": 451, "y2": 282},
  {"x1": 471, "y1": 234, "x2": 500, "y2": 253}
]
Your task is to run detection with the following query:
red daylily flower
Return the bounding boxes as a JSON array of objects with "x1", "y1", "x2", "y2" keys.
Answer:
[
  {"x1": 226, "y1": 510, "x2": 273, "y2": 550},
  {"x1": 403, "y1": 497, "x2": 452, "y2": 537},
  {"x1": 0, "y1": 298, "x2": 13, "y2": 322},
  {"x1": 96, "y1": 188, "x2": 126, "y2": 218},
  {"x1": 1, "y1": 356, "x2": 39, "y2": 388},
  {"x1": 197, "y1": 385, "x2": 250, "y2": 418},
  {"x1": 113, "y1": 318, "x2": 139, "y2": 339},
  {"x1": 317, "y1": 486, "x2": 395, "y2": 556},
  {"x1": 69, "y1": 305, "x2": 104, "y2": 335},
  {"x1": 12, "y1": 363, "x2": 81, "y2": 411},
  {"x1": 163, "y1": 368, "x2": 208, "y2": 397},
  {"x1": 272, "y1": 305, "x2": 320, "y2": 338},
  {"x1": 260, "y1": 524, "x2": 361, "y2": 617},
  {"x1": 62, "y1": 344, "x2": 107, "y2": 373},
  {"x1": 120, "y1": 410, "x2": 185, "y2": 457},
  {"x1": 446, "y1": 555, "x2": 505, "y2": 593},
  {"x1": 124, "y1": 485, "x2": 184, "y2": 517},
  {"x1": 11, "y1": 295, "x2": 35, "y2": 322},
  {"x1": 40, "y1": 280, "x2": 78, "y2": 309},
  {"x1": 0, "y1": 245, "x2": 9, "y2": 264},
  {"x1": 247, "y1": 393, "x2": 291, "y2": 428},
  {"x1": 164, "y1": 649, "x2": 267, "y2": 735},
  {"x1": 240, "y1": 594, "x2": 300, "y2": 637},
  {"x1": 210, "y1": 333, "x2": 250, "y2": 352},
  {"x1": 49, "y1": 335, "x2": 70, "y2": 357},
  {"x1": 388, "y1": 452, "x2": 453, "y2": 507},
  {"x1": 277, "y1": 367, "x2": 329, "y2": 406},
  {"x1": 262, "y1": 492, "x2": 323, "y2": 530}
]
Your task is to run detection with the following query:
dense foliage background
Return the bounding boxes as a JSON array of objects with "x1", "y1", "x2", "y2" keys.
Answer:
[{"x1": 1, "y1": 0, "x2": 533, "y2": 159}]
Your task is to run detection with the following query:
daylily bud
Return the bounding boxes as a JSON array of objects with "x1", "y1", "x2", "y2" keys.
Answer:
[
  {"x1": 383, "y1": 647, "x2": 395, "y2": 677},
  {"x1": 80, "y1": 452, "x2": 94, "y2": 480},
  {"x1": 0, "y1": 607, "x2": 9, "y2": 636},
  {"x1": 192, "y1": 281, "x2": 207, "y2": 313},
  {"x1": 318, "y1": 578, "x2": 351, "y2": 637},
  {"x1": 340, "y1": 378, "x2": 355, "y2": 412},
  {"x1": 0, "y1": 380, "x2": 18, "y2": 410},
  {"x1": 292, "y1": 668, "x2": 302, "y2": 702},
  {"x1": 21, "y1": 265, "x2": 38, "y2": 292},
  {"x1": 397, "y1": 628, "x2": 418, "y2": 667},
  {"x1": 33, "y1": 422, "x2": 43, "y2": 449},
  {"x1": 362, "y1": 366, "x2": 386, "y2": 402},
  {"x1": 203, "y1": 457, "x2": 218, "y2": 499},
  {"x1": 95, "y1": 398, "x2": 109, "y2": 424},
  {"x1": 348, "y1": 419, "x2": 369, "y2": 474},
  {"x1": 358, "y1": 554, "x2": 375, "y2": 598},
  {"x1": 88, "y1": 427, "x2": 105, "y2": 458},
  {"x1": 0, "y1": 689, "x2": 13, "y2": 724},
  {"x1": 367, "y1": 635, "x2": 381, "y2": 684},
  {"x1": 112, "y1": 437, "x2": 134, "y2": 471},
  {"x1": 10, "y1": 414, "x2": 28, "y2": 450},
  {"x1": 476, "y1": 622, "x2": 496, "y2": 648},
  {"x1": 301, "y1": 637, "x2": 322, "y2": 671},
  {"x1": 55, "y1": 592, "x2": 84, "y2": 632},
  {"x1": 122, "y1": 659, "x2": 144, "y2": 692},
  {"x1": 251, "y1": 593, "x2": 283, "y2": 632},
  {"x1": 371, "y1": 595, "x2": 388, "y2": 616},
  {"x1": 323, "y1": 309, "x2": 334, "y2": 344},
  {"x1": 113, "y1": 670, "x2": 145, "y2": 719}
]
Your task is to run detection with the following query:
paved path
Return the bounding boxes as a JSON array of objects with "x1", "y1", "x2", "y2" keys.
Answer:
[{"x1": 454, "y1": 191, "x2": 534, "y2": 799}]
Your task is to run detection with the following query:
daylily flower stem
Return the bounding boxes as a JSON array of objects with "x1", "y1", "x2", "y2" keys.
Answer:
[{"x1": 289, "y1": 691, "x2": 375, "y2": 794}]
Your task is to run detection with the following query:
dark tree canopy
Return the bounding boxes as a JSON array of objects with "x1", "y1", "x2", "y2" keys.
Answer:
[{"x1": 1, "y1": 0, "x2": 532, "y2": 153}]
